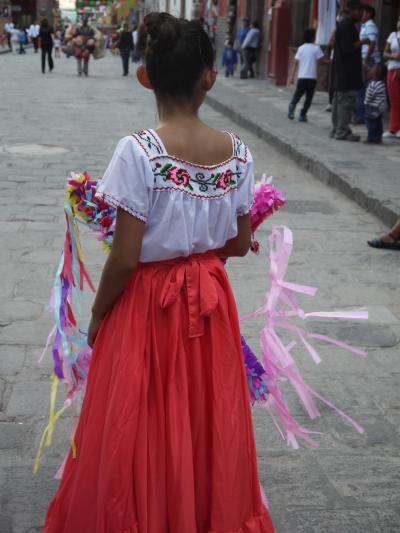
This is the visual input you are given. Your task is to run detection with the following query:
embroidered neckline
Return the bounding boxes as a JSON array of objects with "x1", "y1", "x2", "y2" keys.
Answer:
[{"x1": 133, "y1": 129, "x2": 248, "y2": 169}]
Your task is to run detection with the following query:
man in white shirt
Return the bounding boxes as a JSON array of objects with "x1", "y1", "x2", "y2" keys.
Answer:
[
  {"x1": 288, "y1": 28, "x2": 325, "y2": 122},
  {"x1": 28, "y1": 21, "x2": 40, "y2": 53},
  {"x1": 360, "y1": 6, "x2": 380, "y2": 66},
  {"x1": 4, "y1": 20, "x2": 14, "y2": 51},
  {"x1": 354, "y1": 5, "x2": 381, "y2": 123}
]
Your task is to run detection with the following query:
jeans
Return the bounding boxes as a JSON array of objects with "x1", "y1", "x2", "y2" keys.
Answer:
[
  {"x1": 290, "y1": 78, "x2": 317, "y2": 116},
  {"x1": 32, "y1": 36, "x2": 39, "y2": 52},
  {"x1": 243, "y1": 47, "x2": 256, "y2": 78},
  {"x1": 41, "y1": 45, "x2": 54, "y2": 73},
  {"x1": 19, "y1": 43, "x2": 25, "y2": 54},
  {"x1": 225, "y1": 64, "x2": 234, "y2": 77},
  {"x1": 365, "y1": 114, "x2": 383, "y2": 142},
  {"x1": 331, "y1": 91, "x2": 357, "y2": 139},
  {"x1": 120, "y1": 47, "x2": 131, "y2": 75}
]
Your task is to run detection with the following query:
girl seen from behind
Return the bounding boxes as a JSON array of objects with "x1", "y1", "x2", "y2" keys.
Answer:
[{"x1": 42, "y1": 12, "x2": 275, "y2": 533}]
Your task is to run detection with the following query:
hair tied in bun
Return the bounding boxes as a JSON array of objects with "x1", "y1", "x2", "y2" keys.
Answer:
[{"x1": 145, "y1": 12, "x2": 180, "y2": 54}]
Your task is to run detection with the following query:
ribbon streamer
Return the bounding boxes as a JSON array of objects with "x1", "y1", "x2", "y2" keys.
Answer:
[{"x1": 241, "y1": 224, "x2": 368, "y2": 448}]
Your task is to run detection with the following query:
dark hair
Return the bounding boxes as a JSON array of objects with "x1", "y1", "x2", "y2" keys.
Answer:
[
  {"x1": 40, "y1": 18, "x2": 49, "y2": 28},
  {"x1": 144, "y1": 12, "x2": 214, "y2": 100},
  {"x1": 373, "y1": 62, "x2": 386, "y2": 81},
  {"x1": 363, "y1": 5, "x2": 375, "y2": 19},
  {"x1": 347, "y1": 1, "x2": 363, "y2": 10},
  {"x1": 251, "y1": 20, "x2": 260, "y2": 29},
  {"x1": 304, "y1": 28, "x2": 316, "y2": 43}
]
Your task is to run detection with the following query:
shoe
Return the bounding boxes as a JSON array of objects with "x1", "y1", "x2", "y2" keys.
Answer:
[
  {"x1": 325, "y1": 104, "x2": 332, "y2": 112},
  {"x1": 383, "y1": 131, "x2": 397, "y2": 138},
  {"x1": 299, "y1": 114, "x2": 307, "y2": 123},
  {"x1": 363, "y1": 139, "x2": 382, "y2": 144},
  {"x1": 396, "y1": 131, "x2": 400, "y2": 139},
  {"x1": 288, "y1": 104, "x2": 295, "y2": 120},
  {"x1": 337, "y1": 133, "x2": 360, "y2": 142}
]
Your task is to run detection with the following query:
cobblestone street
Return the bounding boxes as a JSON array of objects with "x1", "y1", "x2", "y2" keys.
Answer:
[{"x1": 0, "y1": 51, "x2": 399, "y2": 533}]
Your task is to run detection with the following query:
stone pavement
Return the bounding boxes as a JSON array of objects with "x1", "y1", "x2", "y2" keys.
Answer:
[
  {"x1": 207, "y1": 77, "x2": 400, "y2": 228},
  {"x1": 0, "y1": 51, "x2": 399, "y2": 533}
]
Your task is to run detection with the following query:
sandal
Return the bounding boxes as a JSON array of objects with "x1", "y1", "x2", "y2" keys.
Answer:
[{"x1": 367, "y1": 233, "x2": 400, "y2": 250}]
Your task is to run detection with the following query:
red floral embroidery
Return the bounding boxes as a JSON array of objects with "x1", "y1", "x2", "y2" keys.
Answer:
[
  {"x1": 167, "y1": 167, "x2": 191, "y2": 187},
  {"x1": 216, "y1": 169, "x2": 234, "y2": 190}
]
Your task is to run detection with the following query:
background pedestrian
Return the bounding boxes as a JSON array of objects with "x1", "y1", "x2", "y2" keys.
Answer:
[
  {"x1": 363, "y1": 63, "x2": 387, "y2": 144},
  {"x1": 330, "y1": 1, "x2": 369, "y2": 141},
  {"x1": 241, "y1": 20, "x2": 260, "y2": 79},
  {"x1": 354, "y1": 5, "x2": 381, "y2": 124},
  {"x1": 28, "y1": 20, "x2": 40, "y2": 53},
  {"x1": 118, "y1": 22, "x2": 134, "y2": 76},
  {"x1": 54, "y1": 30, "x2": 61, "y2": 58},
  {"x1": 288, "y1": 28, "x2": 325, "y2": 122},
  {"x1": 222, "y1": 40, "x2": 237, "y2": 77},
  {"x1": 73, "y1": 18, "x2": 95, "y2": 77},
  {"x1": 236, "y1": 17, "x2": 250, "y2": 67},
  {"x1": 4, "y1": 19, "x2": 13, "y2": 51},
  {"x1": 382, "y1": 15, "x2": 400, "y2": 139},
  {"x1": 39, "y1": 18, "x2": 54, "y2": 73},
  {"x1": 18, "y1": 26, "x2": 27, "y2": 54}
]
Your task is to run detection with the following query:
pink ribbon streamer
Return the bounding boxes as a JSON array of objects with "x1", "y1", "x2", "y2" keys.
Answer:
[{"x1": 241, "y1": 225, "x2": 368, "y2": 448}]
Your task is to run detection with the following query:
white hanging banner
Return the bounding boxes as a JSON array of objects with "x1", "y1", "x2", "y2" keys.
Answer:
[{"x1": 316, "y1": 0, "x2": 337, "y2": 45}]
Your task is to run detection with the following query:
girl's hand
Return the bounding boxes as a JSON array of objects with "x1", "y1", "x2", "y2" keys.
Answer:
[{"x1": 88, "y1": 314, "x2": 103, "y2": 348}]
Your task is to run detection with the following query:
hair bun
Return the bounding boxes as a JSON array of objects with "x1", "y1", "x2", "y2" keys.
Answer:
[{"x1": 144, "y1": 12, "x2": 180, "y2": 53}]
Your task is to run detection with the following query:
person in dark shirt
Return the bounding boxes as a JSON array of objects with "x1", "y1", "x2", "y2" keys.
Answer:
[
  {"x1": 118, "y1": 23, "x2": 134, "y2": 76},
  {"x1": 39, "y1": 18, "x2": 54, "y2": 74},
  {"x1": 330, "y1": 0, "x2": 369, "y2": 141}
]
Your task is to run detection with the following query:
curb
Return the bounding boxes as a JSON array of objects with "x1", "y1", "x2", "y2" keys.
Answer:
[{"x1": 206, "y1": 94, "x2": 399, "y2": 228}]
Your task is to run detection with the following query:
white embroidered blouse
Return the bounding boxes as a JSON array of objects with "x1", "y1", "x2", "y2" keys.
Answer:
[{"x1": 96, "y1": 129, "x2": 254, "y2": 262}]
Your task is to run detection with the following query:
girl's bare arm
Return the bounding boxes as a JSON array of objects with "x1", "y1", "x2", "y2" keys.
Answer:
[
  {"x1": 215, "y1": 214, "x2": 252, "y2": 258},
  {"x1": 91, "y1": 208, "x2": 144, "y2": 320}
]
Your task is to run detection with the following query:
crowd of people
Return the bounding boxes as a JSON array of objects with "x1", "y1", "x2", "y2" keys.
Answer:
[{"x1": 289, "y1": 1, "x2": 400, "y2": 144}]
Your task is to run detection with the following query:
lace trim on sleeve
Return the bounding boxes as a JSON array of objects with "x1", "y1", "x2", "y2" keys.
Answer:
[{"x1": 95, "y1": 191, "x2": 147, "y2": 223}]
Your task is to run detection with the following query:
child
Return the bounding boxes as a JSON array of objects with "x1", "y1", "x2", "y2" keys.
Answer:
[
  {"x1": 288, "y1": 28, "x2": 324, "y2": 122},
  {"x1": 222, "y1": 39, "x2": 238, "y2": 77},
  {"x1": 42, "y1": 12, "x2": 275, "y2": 533},
  {"x1": 364, "y1": 63, "x2": 388, "y2": 144},
  {"x1": 54, "y1": 30, "x2": 61, "y2": 57},
  {"x1": 18, "y1": 27, "x2": 26, "y2": 54}
]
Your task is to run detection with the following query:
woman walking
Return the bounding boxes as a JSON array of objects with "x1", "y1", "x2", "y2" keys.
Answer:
[
  {"x1": 42, "y1": 12, "x2": 274, "y2": 533},
  {"x1": 39, "y1": 19, "x2": 54, "y2": 74},
  {"x1": 383, "y1": 15, "x2": 400, "y2": 138}
]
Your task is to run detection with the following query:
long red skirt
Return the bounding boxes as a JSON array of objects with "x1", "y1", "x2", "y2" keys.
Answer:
[{"x1": 43, "y1": 252, "x2": 275, "y2": 533}]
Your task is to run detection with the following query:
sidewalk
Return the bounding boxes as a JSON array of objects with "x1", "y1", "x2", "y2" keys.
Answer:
[{"x1": 207, "y1": 77, "x2": 400, "y2": 228}]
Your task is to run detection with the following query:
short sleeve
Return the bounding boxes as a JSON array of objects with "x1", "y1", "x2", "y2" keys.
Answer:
[
  {"x1": 316, "y1": 46, "x2": 324, "y2": 60},
  {"x1": 295, "y1": 47, "x2": 301, "y2": 61},
  {"x1": 96, "y1": 136, "x2": 153, "y2": 222},
  {"x1": 236, "y1": 147, "x2": 254, "y2": 216}
]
